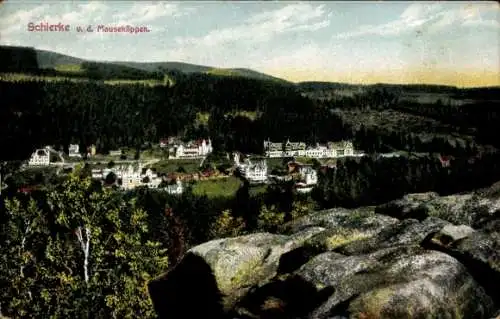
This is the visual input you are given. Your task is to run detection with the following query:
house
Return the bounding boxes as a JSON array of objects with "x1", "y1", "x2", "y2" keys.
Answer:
[
  {"x1": 298, "y1": 165, "x2": 318, "y2": 186},
  {"x1": 304, "y1": 144, "x2": 329, "y2": 158},
  {"x1": 263, "y1": 139, "x2": 284, "y2": 158},
  {"x1": 327, "y1": 141, "x2": 354, "y2": 157},
  {"x1": 164, "y1": 180, "x2": 183, "y2": 194},
  {"x1": 295, "y1": 167, "x2": 317, "y2": 193},
  {"x1": 237, "y1": 158, "x2": 268, "y2": 183},
  {"x1": 68, "y1": 144, "x2": 81, "y2": 158},
  {"x1": 283, "y1": 139, "x2": 306, "y2": 157},
  {"x1": 28, "y1": 148, "x2": 50, "y2": 166},
  {"x1": 169, "y1": 138, "x2": 213, "y2": 159}
]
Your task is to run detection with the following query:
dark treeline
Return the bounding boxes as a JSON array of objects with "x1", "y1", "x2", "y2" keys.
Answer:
[
  {"x1": 1, "y1": 78, "x2": 498, "y2": 162},
  {"x1": 0, "y1": 78, "x2": 333, "y2": 160},
  {"x1": 313, "y1": 151, "x2": 500, "y2": 208}
]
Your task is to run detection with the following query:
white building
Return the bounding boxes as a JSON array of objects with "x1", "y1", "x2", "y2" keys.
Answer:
[
  {"x1": 68, "y1": 144, "x2": 82, "y2": 158},
  {"x1": 119, "y1": 165, "x2": 143, "y2": 190},
  {"x1": 165, "y1": 180, "x2": 183, "y2": 195},
  {"x1": 298, "y1": 165, "x2": 318, "y2": 186},
  {"x1": 263, "y1": 139, "x2": 284, "y2": 158},
  {"x1": 295, "y1": 165, "x2": 318, "y2": 194},
  {"x1": 236, "y1": 157, "x2": 268, "y2": 183},
  {"x1": 28, "y1": 148, "x2": 50, "y2": 166},
  {"x1": 170, "y1": 139, "x2": 213, "y2": 159},
  {"x1": 264, "y1": 139, "x2": 357, "y2": 159},
  {"x1": 327, "y1": 141, "x2": 355, "y2": 157},
  {"x1": 91, "y1": 164, "x2": 183, "y2": 193}
]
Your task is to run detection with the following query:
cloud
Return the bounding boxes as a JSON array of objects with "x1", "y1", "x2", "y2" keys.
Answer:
[
  {"x1": 175, "y1": 3, "x2": 331, "y2": 47},
  {"x1": 334, "y1": 2, "x2": 500, "y2": 39},
  {"x1": 113, "y1": 2, "x2": 196, "y2": 25},
  {"x1": 0, "y1": 4, "x2": 49, "y2": 39}
]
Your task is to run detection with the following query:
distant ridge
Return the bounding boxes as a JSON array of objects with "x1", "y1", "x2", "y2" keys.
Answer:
[
  {"x1": 1, "y1": 45, "x2": 498, "y2": 92},
  {"x1": 0, "y1": 45, "x2": 291, "y2": 84}
]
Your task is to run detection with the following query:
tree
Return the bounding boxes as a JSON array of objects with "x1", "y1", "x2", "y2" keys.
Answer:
[
  {"x1": 0, "y1": 168, "x2": 168, "y2": 318},
  {"x1": 176, "y1": 166, "x2": 186, "y2": 173},
  {"x1": 107, "y1": 161, "x2": 115, "y2": 169},
  {"x1": 105, "y1": 172, "x2": 117, "y2": 185}
]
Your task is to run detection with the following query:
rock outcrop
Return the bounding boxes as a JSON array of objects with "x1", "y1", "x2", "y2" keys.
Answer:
[{"x1": 149, "y1": 192, "x2": 500, "y2": 319}]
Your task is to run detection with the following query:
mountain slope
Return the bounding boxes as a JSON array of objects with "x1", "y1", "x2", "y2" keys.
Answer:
[{"x1": 0, "y1": 45, "x2": 290, "y2": 83}]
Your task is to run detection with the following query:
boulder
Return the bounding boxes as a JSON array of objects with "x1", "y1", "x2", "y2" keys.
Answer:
[
  {"x1": 282, "y1": 207, "x2": 398, "y2": 236},
  {"x1": 430, "y1": 224, "x2": 476, "y2": 247},
  {"x1": 338, "y1": 217, "x2": 449, "y2": 255},
  {"x1": 297, "y1": 246, "x2": 495, "y2": 318},
  {"x1": 376, "y1": 192, "x2": 499, "y2": 227},
  {"x1": 149, "y1": 228, "x2": 325, "y2": 317}
]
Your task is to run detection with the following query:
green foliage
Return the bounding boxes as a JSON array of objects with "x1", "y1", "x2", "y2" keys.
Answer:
[
  {"x1": 0, "y1": 170, "x2": 168, "y2": 318},
  {"x1": 257, "y1": 205, "x2": 285, "y2": 233},
  {"x1": 210, "y1": 209, "x2": 246, "y2": 238}
]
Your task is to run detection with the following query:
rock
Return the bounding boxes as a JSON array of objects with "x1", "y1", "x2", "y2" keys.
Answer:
[
  {"x1": 275, "y1": 210, "x2": 400, "y2": 273},
  {"x1": 424, "y1": 228, "x2": 500, "y2": 308},
  {"x1": 374, "y1": 192, "x2": 439, "y2": 220},
  {"x1": 376, "y1": 192, "x2": 500, "y2": 227},
  {"x1": 149, "y1": 198, "x2": 500, "y2": 319},
  {"x1": 150, "y1": 228, "x2": 325, "y2": 315},
  {"x1": 338, "y1": 217, "x2": 449, "y2": 255},
  {"x1": 282, "y1": 207, "x2": 398, "y2": 235},
  {"x1": 296, "y1": 245, "x2": 496, "y2": 319},
  {"x1": 430, "y1": 224, "x2": 476, "y2": 247}
]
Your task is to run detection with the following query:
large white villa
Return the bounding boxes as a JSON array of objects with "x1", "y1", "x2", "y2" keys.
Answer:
[
  {"x1": 234, "y1": 153, "x2": 268, "y2": 183},
  {"x1": 28, "y1": 147, "x2": 51, "y2": 166},
  {"x1": 91, "y1": 164, "x2": 183, "y2": 194},
  {"x1": 169, "y1": 138, "x2": 213, "y2": 159},
  {"x1": 264, "y1": 139, "x2": 361, "y2": 159}
]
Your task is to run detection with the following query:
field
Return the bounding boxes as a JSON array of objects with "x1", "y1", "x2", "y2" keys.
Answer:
[
  {"x1": 54, "y1": 64, "x2": 84, "y2": 73},
  {"x1": 205, "y1": 68, "x2": 240, "y2": 77},
  {"x1": 151, "y1": 159, "x2": 201, "y2": 175},
  {"x1": 192, "y1": 176, "x2": 242, "y2": 198},
  {"x1": 0, "y1": 72, "x2": 163, "y2": 86}
]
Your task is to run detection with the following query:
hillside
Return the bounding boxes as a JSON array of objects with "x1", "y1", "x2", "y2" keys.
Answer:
[{"x1": 0, "y1": 45, "x2": 290, "y2": 84}]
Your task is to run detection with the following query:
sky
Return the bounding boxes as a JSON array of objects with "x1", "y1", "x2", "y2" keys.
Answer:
[{"x1": 0, "y1": 1, "x2": 499, "y2": 87}]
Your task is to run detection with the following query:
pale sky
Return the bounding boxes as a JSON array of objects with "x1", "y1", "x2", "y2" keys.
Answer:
[{"x1": 1, "y1": 1, "x2": 499, "y2": 86}]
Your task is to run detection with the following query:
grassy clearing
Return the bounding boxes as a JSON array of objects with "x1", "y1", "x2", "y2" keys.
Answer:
[
  {"x1": 0, "y1": 72, "x2": 91, "y2": 83},
  {"x1": 54, "y1": 64, "x2": 84, "y2": 73},
  {"x1": 249, "y1": 184, "x2": 267, "y2": 196},
  {"x1": 0, "y1": 73, "x2": 164, "y2": 87},
  {"x1": 103, "y1": 79, "x2": 163, "y2": 86},
  {"x1": 205, "y1": 68, "x2": 240, "y2": 77},
  {"x1": 192, "y1": 176, "x2": 242, "y2": 198},
  {"x1": 151, "y1": 159, "x2": 200, "y2": 175},
  {"x1": 141, "y1": 147, "x2": 169, "y2": 160}
]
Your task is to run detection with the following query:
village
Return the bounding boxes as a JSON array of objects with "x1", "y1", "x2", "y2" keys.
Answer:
[
  {"x1": 19, "y1": 137, "x2": 372, "y2": 195},
  {"x1": 17, "y1": 137, "x2": 458, "y2": 199},
  {"x1": 18, "y1": 136, "x2": 451, "y2": 197}
]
